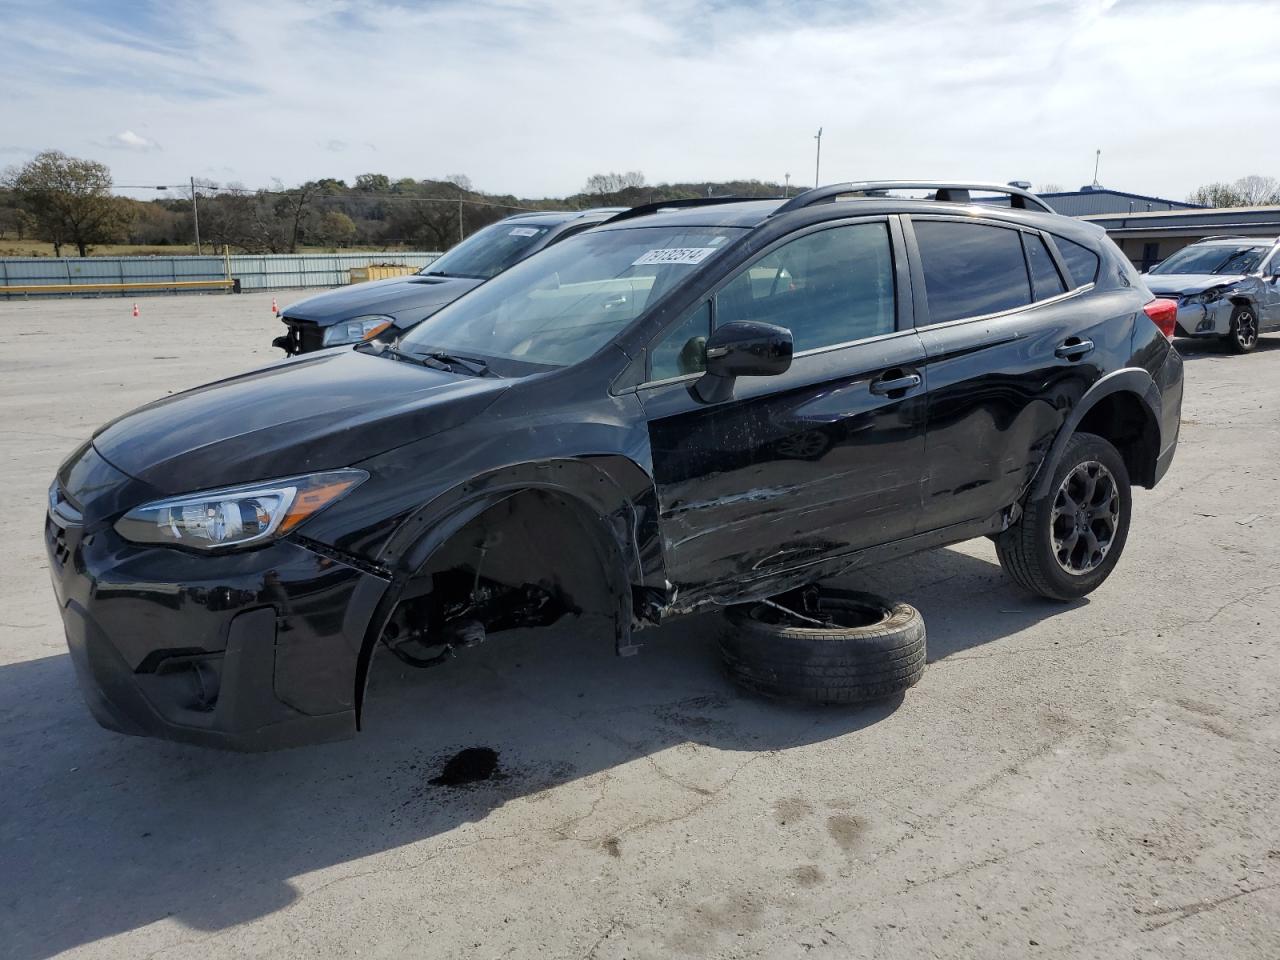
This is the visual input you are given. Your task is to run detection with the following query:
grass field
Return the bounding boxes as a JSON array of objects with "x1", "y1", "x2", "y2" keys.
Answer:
[{"x1": 0, "y1": 240, "x2": 421, "y2": 258}]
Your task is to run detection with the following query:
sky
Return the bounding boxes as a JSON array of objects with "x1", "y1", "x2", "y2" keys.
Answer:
[{"x1": 1, "y1": 0, "x2": 1277, "y2": 201}]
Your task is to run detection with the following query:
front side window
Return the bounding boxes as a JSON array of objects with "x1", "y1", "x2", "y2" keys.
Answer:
[
  {"x1": 914, "y1": 220, "x2": 1032, "y2": 324},
  {"x1": 400, "y1": 225, "x2": 747, "y2": 368},
  {"x1": 713, "y1": 222, "x2": 896, "y2": 353},
  {"x1": 649, "y1": 300, "x2": 710, "y2": 381}
]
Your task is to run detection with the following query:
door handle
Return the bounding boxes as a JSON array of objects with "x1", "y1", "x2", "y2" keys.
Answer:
[
  {"x1": 869, "y1": 371, "x2": 923, "y2": 396},
  {"x1": 1055, "y1": 337, "x2": 1094, "y2": 360}
]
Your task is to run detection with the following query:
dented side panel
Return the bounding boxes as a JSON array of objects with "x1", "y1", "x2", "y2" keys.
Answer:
[{"x1": 640, "y1": 332, "x2": 928, "y2": 603}]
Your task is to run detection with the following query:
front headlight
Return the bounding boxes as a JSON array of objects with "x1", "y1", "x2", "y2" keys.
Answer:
[
  {"x1": 1196, "y1": 287, "x2": 1226, "y2": 305},
  {"x1": 322, "y1": 315, "x2": 395, "y2": 348},
  {"x1": 114, "y1": 470, "x2": 367, "y2": 550}
]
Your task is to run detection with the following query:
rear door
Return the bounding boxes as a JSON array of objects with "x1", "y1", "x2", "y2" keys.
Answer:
[
  {"x1": 906, "y1": 217, "x2": 1118, "y2": 535},
  {"x1": 638, "y1": 217, "x2": 929, "y2": 597}
]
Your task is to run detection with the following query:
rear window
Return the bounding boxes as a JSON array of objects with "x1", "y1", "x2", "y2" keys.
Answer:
[
  {"x1": 1054, "y1": 237, "x2": 1100, "y2": 287},
  {"x1": 418, "y1": 220, "x2": 552, "y2": 280},
  {"x1": 914, "y1": 220, "x2": 1032, "y2": 324}
]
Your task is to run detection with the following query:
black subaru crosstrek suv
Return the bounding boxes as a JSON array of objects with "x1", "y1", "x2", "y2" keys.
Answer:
[{"x1": 47, "y1": 182, "x2": 1183, "y2": 750}]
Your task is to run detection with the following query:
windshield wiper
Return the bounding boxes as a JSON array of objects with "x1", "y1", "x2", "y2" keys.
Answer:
[
  {"x1": 423, "y1": 270, "x2": 487, "y2": 281},
  {"x1": 421, "y1": 351, "x2": 492, "y2": 376},
  {"x1": 357, "y1": 343, "x2": 452, "y2": 370}
]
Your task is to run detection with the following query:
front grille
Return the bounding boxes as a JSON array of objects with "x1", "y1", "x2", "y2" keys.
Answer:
[
  {"x1": 46, "y1": 514, "x2": 71, "y2": 570},
  {"x1": 287, "y1": 318, "x2": 326, "y2": 354},
  {"x1": 46, "y1": 483, "x2": 83, "y2": 572}
]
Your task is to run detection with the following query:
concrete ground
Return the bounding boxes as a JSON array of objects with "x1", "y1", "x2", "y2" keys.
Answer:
[{"x1": 1, "y1": 290, "x2": 1278, "y2": 960}]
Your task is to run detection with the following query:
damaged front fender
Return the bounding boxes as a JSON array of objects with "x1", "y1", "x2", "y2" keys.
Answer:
[{"x1": 350, "y1": 455, "x2": 669, "y2": 723}]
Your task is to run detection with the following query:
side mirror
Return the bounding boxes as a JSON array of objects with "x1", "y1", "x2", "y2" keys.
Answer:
[{"x1": 693, "y1": 320, "x2": 793, "y2": 403}]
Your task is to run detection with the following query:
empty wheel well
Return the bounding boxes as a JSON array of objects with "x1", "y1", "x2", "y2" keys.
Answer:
[
  {"x1": 416, "y1": 488, "x2": 620, "y2": 616},
  {"x1": 354, "y1": 489, "x2": 626, "y2": 721},
  {"x1": 1075, "y1": 392, "x2": 1159, "y2": 487}
]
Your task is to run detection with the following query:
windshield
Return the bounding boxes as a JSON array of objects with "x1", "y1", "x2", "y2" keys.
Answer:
[
  {"x1": 418, "y1": 220, "x2": 553, "y2": 280},
  {"x1": 400, "y1": 225, "x2": 747, "y2": 368},
  {"x1": 1150, "y1": 244, "x2": 1267, "y2": 276}
]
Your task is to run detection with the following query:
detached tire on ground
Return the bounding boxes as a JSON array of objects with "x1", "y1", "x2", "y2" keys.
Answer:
[{"x1": 720, "y1": 588, "x2": 926, "y2": 704}]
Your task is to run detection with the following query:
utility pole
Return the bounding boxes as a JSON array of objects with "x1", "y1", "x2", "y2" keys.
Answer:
[
  {"x1": 458, "y1": 200, "x2": 465, "y2": 243},
  {"x1": 814, "y1": 128, "x2": 823, "y2": 188},
  {"x1": 190, "y1": 176, "x2": 202, "y2": 255},
  {"x1": 784, "y1": 172, "x2": 791, "y2": 197}
]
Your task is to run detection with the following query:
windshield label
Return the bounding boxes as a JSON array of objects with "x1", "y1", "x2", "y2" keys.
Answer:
[
  {"x1": 509, "y1": 227, "x2": 540, "y2": 237},
  {"x1": 633, "y1": 247, "x2": 718, "y2": 266}
]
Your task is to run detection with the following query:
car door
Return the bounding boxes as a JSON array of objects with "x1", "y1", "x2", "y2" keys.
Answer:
[
  {"x1": 1260, "y1": 250, "x2": 1280, "y2": 330},
  {"x1": 636, "y1": 217, "x2": 928, "y2": 598},
  {"x1": 905, "y1": 216, "x2": 1119, "y2": 535}
]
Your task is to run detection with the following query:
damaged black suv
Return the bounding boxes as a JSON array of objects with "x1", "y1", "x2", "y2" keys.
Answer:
[{"x1": 47, "y1": 182, "x2": 1183, "y2": 750}]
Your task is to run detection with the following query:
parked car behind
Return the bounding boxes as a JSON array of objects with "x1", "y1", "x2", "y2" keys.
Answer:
[
  {"x1": 47, "y1": 182, "x2": 1182, "y2": 751},
  {"x1": 272, "y1": 207, "x2": 625, "y2": 354},
  {"x1": 1143, "y1": 235, "x2": 1280, "y2": 352}
]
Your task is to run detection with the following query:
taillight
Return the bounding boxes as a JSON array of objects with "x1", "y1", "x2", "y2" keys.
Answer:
[{"x1": 1144, "y1": 298, "x2": 1178, "y2": 341}]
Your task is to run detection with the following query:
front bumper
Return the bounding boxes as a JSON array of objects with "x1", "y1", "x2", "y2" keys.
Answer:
[
  {"x1": 272, "y1": 316, "x2": 326, "y2": 355},
  {"x1": 47, "y1": 504, "x2": 388, "y2": 751},
  {"x1": 1168, "y1": 298, "x2": 1234, "y2": 338}
]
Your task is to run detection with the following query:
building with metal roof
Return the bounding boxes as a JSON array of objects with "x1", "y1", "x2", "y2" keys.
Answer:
[
  {"x1": 1037, "y1": 186, "x2": 1202, "y2": 217},
  {"x1": 1082, "y1": 205, "x2": 1280, "y2": 271}
]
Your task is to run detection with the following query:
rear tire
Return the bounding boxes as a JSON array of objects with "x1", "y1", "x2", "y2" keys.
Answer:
[
  {"x1": 1224, "y1": 303, "x2": 1260, "y2": 353},
  {"x1": 720, "y1": 588, "x2": 925, "y2": 704},
  {"x1": 995, "y1": 432, "x2": 1131, "y2": 601}
]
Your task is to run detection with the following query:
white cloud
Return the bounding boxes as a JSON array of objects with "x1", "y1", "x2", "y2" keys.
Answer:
[
  {"x1": 2, "y1": 0, "x2": 1277, "y2": 200},
  {"x1": 105, "y1": 130, "x2": 161, "y2": 151}
]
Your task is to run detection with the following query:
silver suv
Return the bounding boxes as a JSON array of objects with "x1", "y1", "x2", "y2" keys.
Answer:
[{"x1": 1143, "y1": 236, "x2": 1280, "y2": 352}]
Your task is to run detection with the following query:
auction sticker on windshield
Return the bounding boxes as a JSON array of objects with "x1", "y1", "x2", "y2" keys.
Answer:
[
  {"x1": 632, "y1": 247, "x2": 718, "y2": 266},
  {"x1": 509, "y1": 227, "x2": 540, "y2": 237}
]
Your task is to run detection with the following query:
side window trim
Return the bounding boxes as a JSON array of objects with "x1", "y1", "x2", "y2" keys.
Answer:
[
  {"x1": 1038, "y1": 229, "x2": 1075, "y2": 289},
  {"x1": 1020, "y1": 229, "x2": 1069, "y2": 301},
  {"x1": 637, "y1": 214, "x2": 905, "y2": 388},
  {"x1": 904, "y1": 214, "x2": 1087, "y2": 329},
  {"x1": 906, "y1": 212, "x2": 1034, "y2": 330}
]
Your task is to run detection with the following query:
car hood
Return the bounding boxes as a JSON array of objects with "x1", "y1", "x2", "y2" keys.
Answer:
[
  {"x1": 1143, "y1": 273, "x2": 1248, "y2": 296},
  {"x1": 90, "y1": 349, "x2": 509, "y2": 496},
  {"x1": 282, "y1": 274, "x2": 483, "y2": 326}
]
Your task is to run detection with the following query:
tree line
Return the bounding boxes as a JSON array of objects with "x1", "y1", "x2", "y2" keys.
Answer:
[
  {"x1": 0, "y1": 152, "x2": 792, "y2": 257},
  {"x1": 3, "y1": 150, "x2": 1276, "y2": 257}
]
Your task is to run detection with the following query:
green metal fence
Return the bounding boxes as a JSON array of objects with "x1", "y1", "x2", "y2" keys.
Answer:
[{"x1": 0, "y1": 252, "x2": 442, "y2": 298}]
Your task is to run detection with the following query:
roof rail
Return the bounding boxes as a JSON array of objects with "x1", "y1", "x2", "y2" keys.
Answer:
[
  {"x1": 1195, "y1": 235, "x2": 1254, "y2": 242},
  {"x1": 772, "y1": 181, "x2": 1057, "y2": 216},
  {"x1": 601, "y1": 196, "x2": 778, "y2": 226}
]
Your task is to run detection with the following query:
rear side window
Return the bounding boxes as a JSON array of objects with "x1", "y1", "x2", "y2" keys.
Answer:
[
  {"x1": 1054, "y1": 237, "x2": 1100, "y2": 287},
  {"x1": 913, "y1": 220, "x2": 1032, "y2": 324},
  {"x1": 1024, "y1": 233, "x2": 1067, "y2": 300}
]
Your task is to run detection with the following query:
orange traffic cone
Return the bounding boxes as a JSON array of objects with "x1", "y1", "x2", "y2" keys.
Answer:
[
  {"x1": 271, "y1": 297, "x2": 278, "y2": 316},
  {"x1": 132, "y1": 302, "x2": 139, "y2": 318}
]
